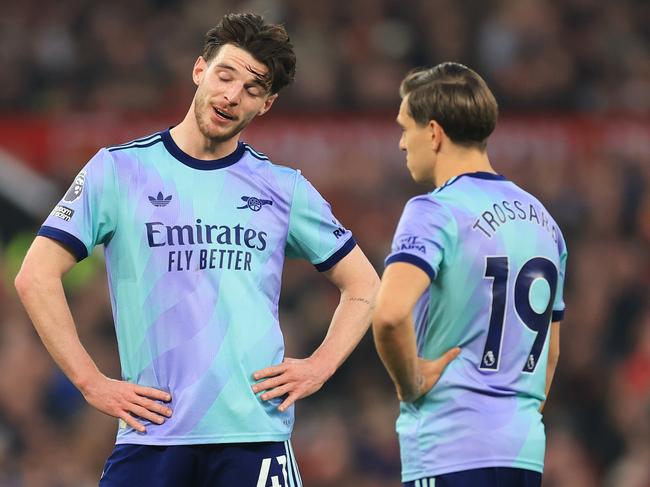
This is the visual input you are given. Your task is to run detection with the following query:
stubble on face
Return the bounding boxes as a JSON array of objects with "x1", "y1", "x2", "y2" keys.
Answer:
[{"x1": 193, "y1": 86, "x2": 250, "y2": 143}]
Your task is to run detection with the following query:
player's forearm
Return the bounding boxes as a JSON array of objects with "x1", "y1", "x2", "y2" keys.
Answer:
[
  {"x1": 373, "y1": 315, "x2": 420, "y2": 400},
  {"x1": 15, "y1": 269, "x2": 102, "y2": 393},
  {"x1": 309, "y1": 285, "x2": 377, "y2": 379}
]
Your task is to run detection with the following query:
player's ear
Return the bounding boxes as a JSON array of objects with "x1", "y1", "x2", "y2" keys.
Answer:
[
  {"x1": 257, "y1": 94, "x2": 278, "y2": 116},
  {"x1": 193, "y1": 56, "x2": 208, "y2": 86},
  {"x1": 429, "y1": 120, "x2": 443, "y2": 153}
]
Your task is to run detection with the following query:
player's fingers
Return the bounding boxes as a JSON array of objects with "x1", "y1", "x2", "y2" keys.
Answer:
[
  {"x1": 260, "y1": 383, "x2": 292, "y2": 401},
  {"x1": 253, "y1": 364, "x2": 286, "y2": 380},
  {"x1": 119, "y1": 412, "x2": 146, "y2": 433},
  {"x1": 132, "y1": 395, "x2": 173, "y2": 417},
  {"x1": 439, "y1": 347, "x2": 462, "y2": 367},
  {"x1": 252, "y1": 375, "x2": 287, "y2": 393},
  {"x1": 277, "y1": 393, "x2": 298, "y2": 412},
  {"x1": 128, "y1": 403, "x2": 167, "y2": 425},
  {"x1": 134, "y1": 385, "x2": 172, "y2": 402}
]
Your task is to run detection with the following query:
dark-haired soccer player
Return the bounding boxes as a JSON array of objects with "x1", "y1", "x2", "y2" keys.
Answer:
[
  {"x1": 15, "y1": 13, "x2": 379, "y2": 486},
  {"x1": 372, "y1": 63, "x2": 567, "y2": 487}
]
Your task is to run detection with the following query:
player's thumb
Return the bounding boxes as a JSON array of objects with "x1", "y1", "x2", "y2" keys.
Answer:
[{"x1": 441, "y1": 347, "x2": 462, "y2": 366}]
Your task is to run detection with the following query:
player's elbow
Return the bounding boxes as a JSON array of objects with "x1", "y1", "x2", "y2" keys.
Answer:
[
  {"x1": 14, "y1": 256, "x2": 49, "y2": 301},
  {"x1": 14, "y1": 265, "x2": 36, "y2": 301},
  {"x1": 372, "y1": 304, "x2": 409, "y2": 337},
  {"x1": 341, "y1": 260, "x2": 381, "y2": 295},
  {"x1": 364, "y1": 272, "x2": 381, "y2": 299},
  {"x1": 347, "y1": 271, "x2": 380, "y2": 296}
]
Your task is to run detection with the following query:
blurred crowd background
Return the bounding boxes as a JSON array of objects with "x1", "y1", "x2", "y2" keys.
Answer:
[
  {"x1": 0, "y1": 0, "x2": 649, "y2": 486},
  {"x1": 1, "y1": 0, "x2": 649, "y2": 114}
]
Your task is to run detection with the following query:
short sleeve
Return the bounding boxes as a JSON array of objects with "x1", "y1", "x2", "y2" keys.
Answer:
[
  {"x1": 551, "y1": 232, "x2": 568, "y2": 322},
  {"x1": 38, "y1": 148, "x2": 118, "y2": 261},
  {"x1": 285, "y1": 173, "x2": 356, "y2": 271},
  {"x1": 385, "y1": 196, "x2": 455, "y2": 282}
]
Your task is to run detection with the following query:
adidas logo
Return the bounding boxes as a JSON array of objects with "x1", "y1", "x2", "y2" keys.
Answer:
[{"x1": 149, "y1": 192, "x2": 172, "y2": 207}]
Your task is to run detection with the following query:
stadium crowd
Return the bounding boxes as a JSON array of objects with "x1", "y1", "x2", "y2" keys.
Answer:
[
  {"x1": 0, "y1": 0, "x2": 649, "y2": 486},
  {"x1": 0, "y1": 0, "x2": 648, "y2": 113}
]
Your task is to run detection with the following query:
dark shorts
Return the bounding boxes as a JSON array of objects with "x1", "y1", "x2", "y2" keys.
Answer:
[
  {"x1": 404, "y1": 467, "x2": 541, "y2": 487},
  {"x1": 99, "y1": 441, "x2": 303, "y2": 487}
]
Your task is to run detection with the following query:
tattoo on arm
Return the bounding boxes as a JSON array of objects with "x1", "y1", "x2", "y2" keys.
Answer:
[{"x1": 347, "y1": 297, "x2": 372, "y2": 306}]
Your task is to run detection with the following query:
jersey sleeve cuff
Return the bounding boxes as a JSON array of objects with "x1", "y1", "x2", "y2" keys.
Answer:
[
  {"x1": 385, "y1": 252, "x2": 436, "y2": 281},
  {"x1": 38, "y1": 226, "x2": 89, "y2": 261},
  {"x1": 552, "y1": 309, "x2": 565, "y2": 322},
  {"x1": 314, "y1": 236, "x2": 356, "y2": 272}
]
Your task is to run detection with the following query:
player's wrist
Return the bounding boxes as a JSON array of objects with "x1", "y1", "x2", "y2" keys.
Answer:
[
  {"x1": 73, "y1": 367, "x2": 105, "y2": 396},
  {"x1": 307, "y1": 352, "x2": 337, "y2": 381},
  {"x1": 397, "y1": 373, "x2": 423, "y2": 402}
]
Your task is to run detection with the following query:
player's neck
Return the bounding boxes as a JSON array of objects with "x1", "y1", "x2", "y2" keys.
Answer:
[
  {"x1": 434, "y1": 145, "x2": 495, "y2": 187},
  {"x1": 170, "y1": 112, "x2": 240, "y2": 161}
]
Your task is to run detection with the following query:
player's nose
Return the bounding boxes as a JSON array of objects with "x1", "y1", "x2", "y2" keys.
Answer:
[{"x1": 223, "y1": 82, "x2": 243, "y2": 105}]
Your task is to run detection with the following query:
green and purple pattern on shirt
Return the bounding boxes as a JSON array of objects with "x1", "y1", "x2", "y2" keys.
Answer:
[
  {"x1": 40, "y1": 129, "x2": 355, "y2": 445},
  {"x1": 385, "y1": 172, "x2": 567, "y2": 482}
]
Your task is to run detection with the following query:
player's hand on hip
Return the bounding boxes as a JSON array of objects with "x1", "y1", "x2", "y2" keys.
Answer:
[
  {"x1": 80, "y1": 374, "x2": 172, "y2": 433},
  {"x1": 252, "y1": 357, "x2": 330, "y2": 412},
  {"x1": 399, "y1": 347, "x2": 461, "y2": 402}
]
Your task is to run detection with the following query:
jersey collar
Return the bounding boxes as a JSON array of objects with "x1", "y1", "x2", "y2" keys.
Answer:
[
  {"x1": 462, "y1": 171, "x2": 507, "y2": 181},
  {"x1": 434, "y1": 171, "x2": 507, "y2": 193},
  {"x1": 161, "y1": 128, "x2": 246, "y2": 170}
]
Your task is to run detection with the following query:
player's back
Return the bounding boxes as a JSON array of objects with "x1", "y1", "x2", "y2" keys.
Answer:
[{"x1": 388, "y1": 172, "x2": 567, "y2": 479}]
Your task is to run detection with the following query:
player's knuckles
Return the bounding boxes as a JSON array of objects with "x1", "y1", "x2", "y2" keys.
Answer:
[
  {"x1": 263, "y1": 368, "x2": 280, "y2": 378},
  {"x1": 152, "y1": 403, "x2": 169, "y2": 414},
  {"x1": 260, "y1": 379, "x2": 279, "y2": 390},
  {"x1": 264, "y1": 391, "x2": 281, "y2": 400},
  {"x1": 148, "y1": 413, "x2": 165, "y2": 424},
  {"x1": 115, "y1": 397, "x2": 135, "y2": 409},
  {"x1": 141, "y1": 401, "x2": 160, "y2": 413}
]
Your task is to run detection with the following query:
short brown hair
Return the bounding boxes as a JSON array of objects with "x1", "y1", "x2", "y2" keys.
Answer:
[
  {"x1": 203, "y1": 13, "x2": 296, "y2": 94},
  {"x1": 400, "y1": 63, "x2": 498, "y2": 150}
]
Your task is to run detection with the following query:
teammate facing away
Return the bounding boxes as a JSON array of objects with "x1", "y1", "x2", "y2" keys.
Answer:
[
  {"x1": 15, "y1": 13, "x2": 379, "y2": 486},
  {"x1": 372, "y1": 63, "x2": 567, "y2": 487}
]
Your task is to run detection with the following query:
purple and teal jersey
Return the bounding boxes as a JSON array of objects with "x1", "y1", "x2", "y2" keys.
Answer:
[
  {"x1": 385, "y1": 172, "x2": 567, "y2": 481},
  {"x1": 39, "y1": 129, "x2": 355, "y2": 446}
]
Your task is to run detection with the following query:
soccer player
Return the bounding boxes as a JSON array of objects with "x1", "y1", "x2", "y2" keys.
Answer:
[
  {"x1": 15, "y1": 13, "x2": 379, "y2": 486},
  {"x1": 372, "y1": 63, "x2": 567, "y2": 487}
]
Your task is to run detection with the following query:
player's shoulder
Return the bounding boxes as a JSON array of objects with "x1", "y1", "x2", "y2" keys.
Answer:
[
  {"x1": 516, "y1": 184, "x2": 563, "y2": 227},
  {"x1": 403, "y1": 193, "x2": 453, "y2": 223},
  {"x1": 240, "y1": 142, "x2": 303, "y2": 183},
  {"x1": 405, "y1": 181, "x2": 465, "y2": 215},
  {"x1": 499, "y1": 179, "x2": 568, "y2": 250},
  {"x1": 406, "y1": 192, "x2": 446, "y2": 209},
  {"x1": 105, "y1": 131, "x2": 164, "y2": 154},
  {"x1": 241, "y1": 142, "x2": 295, "y2": 171}
]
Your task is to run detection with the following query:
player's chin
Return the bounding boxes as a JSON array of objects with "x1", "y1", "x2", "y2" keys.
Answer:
[
  {"x1": 406, "y1": 165, "x2": 420, "y2": 182},
  {"x1": 410, "y1": 170, "x2": 431, "y2": 186},
  {"x1": 200, "y1": 122, "x2": 238, "y2": 142}
]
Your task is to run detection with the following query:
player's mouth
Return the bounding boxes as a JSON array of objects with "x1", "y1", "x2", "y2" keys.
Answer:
[{"x1": 213, "y1": 107, "x2": 236, "y2": 122}]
